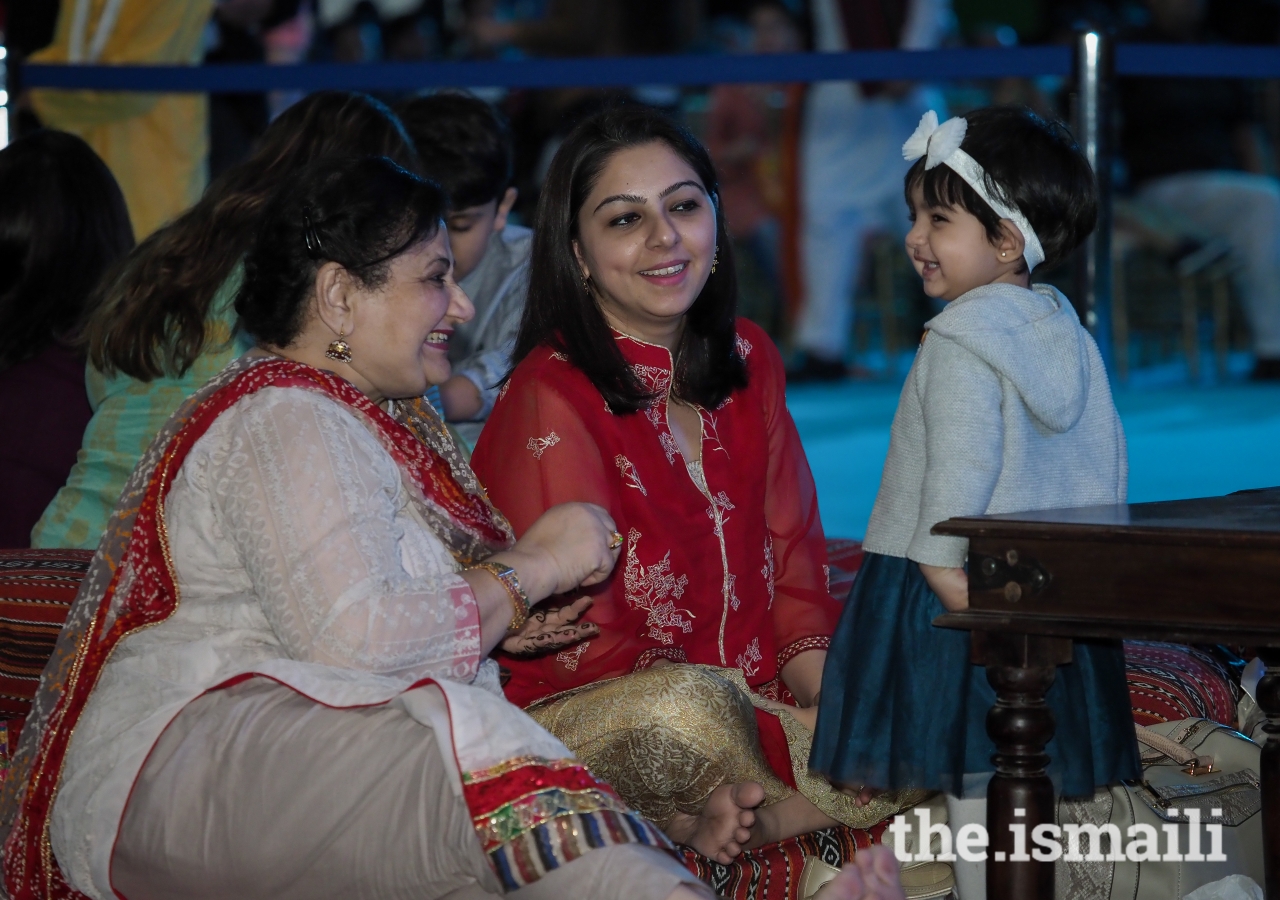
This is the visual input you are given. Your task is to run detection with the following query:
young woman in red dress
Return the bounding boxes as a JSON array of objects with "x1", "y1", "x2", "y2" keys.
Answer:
[{"x1": 471, "y1": 106, "x2": 924, "y2": 863}]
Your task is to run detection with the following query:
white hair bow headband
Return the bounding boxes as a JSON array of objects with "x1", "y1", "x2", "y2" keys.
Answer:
[{"x1": 903, "y1": 111, "x2": 1045, "y2": 272}]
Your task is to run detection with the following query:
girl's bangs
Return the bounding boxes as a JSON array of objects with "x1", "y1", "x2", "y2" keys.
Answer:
[{"x1": 906, "y1": 160, "x2": 980, "y2": 212}]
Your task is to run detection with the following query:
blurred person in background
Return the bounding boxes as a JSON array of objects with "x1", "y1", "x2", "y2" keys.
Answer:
[
  {"x1": 0, "y1": 131, "x2": 134, "y2": 548},
  {"x1": 317, "y1": 0, "x2": 437, "y2": 62},
  {"x1": 464, "y1": 0, "x2": 704, "y2": 227},
  {"x1": 31, "y1": 92, "x2": 421, "y2": 551},
  {"x1": 788, "y1": 0, "x2": 952, "y2": 382},
  {"x1": 704, "y1": 1, "x2": 805, "y2": 336},
  {"x1": 205, "y1": 0, "x2": 305, "y2": 178},
  {"x1": 465, "y1": 0, "x2": 701, "y2": 59},
  {"x1": 1120, "y1": 0, "x2": 1280, "y2": 379},
  {"x1": 965, "y1": 21, "x2": 1055, "y2": 114},
  {"x1": 26, "y1": 0, "x2": 214, "y2": 239},
  {"x1": 398, "y1": 91, "x2": 526, "y2": 451}
]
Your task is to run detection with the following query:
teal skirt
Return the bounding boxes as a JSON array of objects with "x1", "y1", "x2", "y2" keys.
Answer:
[{"x1": 809, "y1": 552, "x2": 1140, "y2": 798}]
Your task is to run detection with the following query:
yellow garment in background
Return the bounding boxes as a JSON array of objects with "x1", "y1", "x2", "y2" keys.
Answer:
[{"x1": 30, "y1": 0, "x2": 213, "y2": 239}]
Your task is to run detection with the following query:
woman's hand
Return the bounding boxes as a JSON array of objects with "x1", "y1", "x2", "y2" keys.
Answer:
[
  {"x1": 467, "y1": 502, "x2": 620, "y2": 655},
  {"x1": 494, "y1": 502, "x2": 622, "y2": 601},
  {"x1": 500, "y1": 595, "x2": 599, "y2": 657},
  {"x1": 919, "y1": 563, "x2": 969, "y2": 611}
]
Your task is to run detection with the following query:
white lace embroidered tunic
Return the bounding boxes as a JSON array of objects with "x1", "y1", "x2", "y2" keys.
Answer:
[{"x1": 51, "y1": 387, "x2": 501, "y2": 898}]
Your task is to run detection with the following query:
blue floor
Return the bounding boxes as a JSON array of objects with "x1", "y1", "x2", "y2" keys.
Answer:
[{"x1": 790, "y1": 377, "x2": 1280, "y2": 541}]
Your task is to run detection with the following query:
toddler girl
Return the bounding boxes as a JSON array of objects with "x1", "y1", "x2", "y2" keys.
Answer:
[{"x1": 810, "y1": 107, "x2": 1139, "y2": 826}]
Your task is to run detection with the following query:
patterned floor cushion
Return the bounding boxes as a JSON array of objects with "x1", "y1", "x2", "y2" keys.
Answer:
[
  {"x1": 681, "y1": 822, "x2": 887, "y2": 900},
  {"x1": 0, "y1": 550, "x2": 93, "y2": 724},
  {"x1": 1123, "y1": 640, "x2": 1241, "y2": 728}
]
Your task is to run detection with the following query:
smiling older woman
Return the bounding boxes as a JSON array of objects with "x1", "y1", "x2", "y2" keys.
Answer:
[
  {"x1": 471, "y1": 107, "x2": 925, "y2": 865},
  {"x1": 0, "y1": 156, "x2": 730, "y2": 900}
]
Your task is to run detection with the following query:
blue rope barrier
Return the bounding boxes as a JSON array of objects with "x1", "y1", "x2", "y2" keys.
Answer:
[
  {"x1": 20, "y1": 47, "x2": 1070, "y2": 93},
  {"x1": 17, "y1": 44, "x2": 1280, "y2": 94},
  {"x1": 1115, "y1": 43, "x2": 1280, "y2": 78}
]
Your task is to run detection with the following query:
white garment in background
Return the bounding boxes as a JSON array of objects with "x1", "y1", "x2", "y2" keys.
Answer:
[
  {"x1": 452, "y1": 224, "x2": 533, "y2": 446},
  {"x1": 315, "y1": 0, "x2": 420, "y2": 28},
  {"x1": 51, "y1": 386, "x2": 504, "y2": 899},
  {"x1": 796, "y1": 0, "x2": 950, "y2": 360},
  {"x1": 1136, "y1": 171, "x2": 1280, "y2": 358}
]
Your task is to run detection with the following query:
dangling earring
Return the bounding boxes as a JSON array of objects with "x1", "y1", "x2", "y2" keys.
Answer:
[
  {"x1": 711, "y1": 246, "x2": 720, "y2": 274},
  {"x1": 326, "y1": 330, "x2": 353, "y2": 363},
  {"x1": 581, "y1": 274, "x2": 591, "y2": 294}
]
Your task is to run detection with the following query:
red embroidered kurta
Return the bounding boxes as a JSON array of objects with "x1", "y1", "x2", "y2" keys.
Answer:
[{"x1": 472, "y1": 318, "x2": 837, "y2": 710}]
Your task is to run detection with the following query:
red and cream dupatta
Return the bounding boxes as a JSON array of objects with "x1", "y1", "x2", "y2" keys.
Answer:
[{"x1": 0, "y1": 357, "x2": 668, "y2": 900}]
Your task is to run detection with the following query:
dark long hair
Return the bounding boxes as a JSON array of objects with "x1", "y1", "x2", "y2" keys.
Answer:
[
  {"x1": 513, "y1": 104, "x2": 747, "y2": 414},
  {"x1": 236, "y1": 157, "x2": 448, "y2": 348},
  {"x1": 85, "y1": 91, "x2": 421, "y2": 381},
  {"x1": 0, "y1": 130, "x2": 134, "y2": 371}
]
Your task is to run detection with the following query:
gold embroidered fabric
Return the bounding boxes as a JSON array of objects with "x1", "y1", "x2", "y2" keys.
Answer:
[
  {"x1": 525, "y1": 664, "x2": 926, "y2": 832},
  {"x1": 770, "y1": 697, "x2": 930, "y2": 830}
]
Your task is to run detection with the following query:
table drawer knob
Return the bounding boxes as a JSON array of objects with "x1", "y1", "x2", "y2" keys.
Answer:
[{"x1": 973, "y1": 551, "x2": 1052, "y2": 599}]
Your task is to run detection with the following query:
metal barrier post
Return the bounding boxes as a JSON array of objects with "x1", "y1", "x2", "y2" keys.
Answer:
[
  {"x1": 1073, "y1": 30, "x2": 1114, "y2": 371},
  {"x1": 0, "y1": 33, "x2": 9, "y2": 149}
]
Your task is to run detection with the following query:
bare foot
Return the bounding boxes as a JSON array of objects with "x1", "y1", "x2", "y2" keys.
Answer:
[
  {"x1": 665, "y1": 781, "x2": 766, "y2": 863},
  {"x1": 813, "y1": 846, "x2": 906, "y2": 900}
]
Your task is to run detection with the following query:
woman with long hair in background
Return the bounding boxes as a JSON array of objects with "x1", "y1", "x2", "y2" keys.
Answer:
[{"x1": 31, "y1": 90, "x2": 422, "y2": 550}]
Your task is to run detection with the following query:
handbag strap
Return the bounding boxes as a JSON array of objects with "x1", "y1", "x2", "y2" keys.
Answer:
[{"x1": 1135, "y1": 723, "x2": 1214, "y2": 773}]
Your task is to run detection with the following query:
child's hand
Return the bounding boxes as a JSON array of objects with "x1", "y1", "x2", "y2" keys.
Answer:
[{"x1": 919, "y1": 564, "x2": 969, "y2": 611}]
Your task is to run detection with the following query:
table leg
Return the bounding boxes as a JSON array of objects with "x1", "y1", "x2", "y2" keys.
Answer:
[
  {"x1": 1256, "y1": 647, "x2": 1280, "y2": 900},
  {"x1": 970, "y1": 632, "x2": 1073, "y2": 900}
]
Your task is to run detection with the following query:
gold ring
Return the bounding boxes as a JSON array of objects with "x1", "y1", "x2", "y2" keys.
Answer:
[{"x1": 608, "y1": 531, "x2": 624, "y2": 550}]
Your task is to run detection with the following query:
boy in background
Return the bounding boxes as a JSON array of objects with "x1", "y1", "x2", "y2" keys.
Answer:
[{"x1": 397, "y1": 92, "x2": 528, "y2": 448}]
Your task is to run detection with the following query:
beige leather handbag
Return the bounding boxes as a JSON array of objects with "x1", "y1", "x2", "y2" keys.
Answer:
[{"x1": 1056, "y1": 719, "x2": 1265, "y2": 900}]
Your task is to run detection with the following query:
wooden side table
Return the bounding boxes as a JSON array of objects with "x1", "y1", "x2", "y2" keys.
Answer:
[{"x1": 932, "y1": 488, "x2": 1280, "y2": 900}]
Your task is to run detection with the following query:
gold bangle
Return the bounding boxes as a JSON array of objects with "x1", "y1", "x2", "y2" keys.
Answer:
[{"x1": 469, "y1": 561, "x2": 530, "y2": 634}]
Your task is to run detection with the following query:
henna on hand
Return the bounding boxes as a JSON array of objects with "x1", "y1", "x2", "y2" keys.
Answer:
[{"x1": 500, "y1": 606, "x2": 599, "y2": 658}]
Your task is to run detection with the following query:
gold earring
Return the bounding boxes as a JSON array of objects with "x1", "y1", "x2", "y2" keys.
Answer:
[
  {"x1": 582, "y1": 275, "x2": 591, "y2": 294},
  {"x1": 326, "y1": 331, "x2": 353, "y2": 363},
  {"x1": 711, "y1": 246, "x2": 720, "y2": 274}
]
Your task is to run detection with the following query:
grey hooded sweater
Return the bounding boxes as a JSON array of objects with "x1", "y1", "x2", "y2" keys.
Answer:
[{"x1": 862, "y1": 281, "x2": 1127, "y2": 568}]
